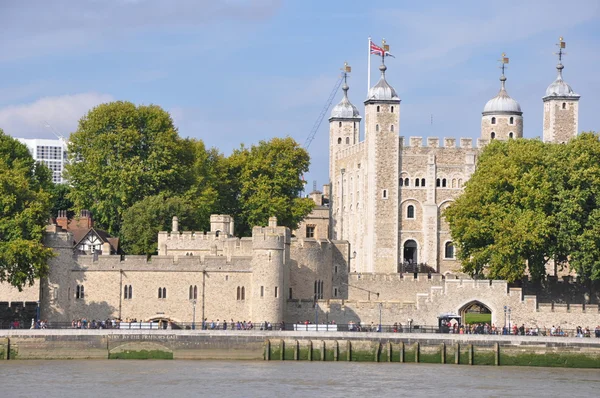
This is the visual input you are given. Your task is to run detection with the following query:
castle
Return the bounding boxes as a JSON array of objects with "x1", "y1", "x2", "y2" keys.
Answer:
[{"x1": 1, "y1": 40, "x2": 596, "y2": 330}]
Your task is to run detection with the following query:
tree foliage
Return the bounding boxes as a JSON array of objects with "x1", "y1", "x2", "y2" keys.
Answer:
[
  {"x1": 120, "y1": 194, "x2": 200, "y2": 256},
  {"x1": 65, "y1": 101, "x2": 194, "y2": 235},
  {"x1": 0, "y1": 130, "x2": 54, "y2": 288},
  {"x1": 224, "y1": 137, "x2": 314, "y2": 236},
  {"x1": 445, "y1": 133, "x2": 600, "y2": 282}
]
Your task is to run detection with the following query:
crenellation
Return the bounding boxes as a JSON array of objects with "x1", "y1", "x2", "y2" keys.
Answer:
[
  {"x1": 427, "y1": 137, "x2": 439, "y2": 147},
  {"x1": 409, "y1": 136, "x2": 422, "y2": 147},
  {"x1": 443, "y1": 138, "x2": 456, "y2": 148},
  {"x1": 459, "y1": 138, "x2": 473, "y2": 148}
]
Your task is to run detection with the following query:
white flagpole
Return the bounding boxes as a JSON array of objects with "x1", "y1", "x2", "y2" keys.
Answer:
[{"x1": 367, "y1": 36, "x2": 371, "y2": 91}]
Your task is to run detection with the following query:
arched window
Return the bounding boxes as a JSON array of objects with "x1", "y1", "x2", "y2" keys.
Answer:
[
  {"x1": 403, "y1": 240, "x2": 418, "y2": 264},
  {"x1": 76, "y1": 285, "x2": 85, "y2": 299},
  {"x1": 345, "y1": 137, "x2": 350, "y2": 144},
  {"x1": 436, "y1": 178, "x2": 441, "y2": 187},
  {"x1": 377, "y1": 105, "x2": 380, "y2": 112},
  {"x1": 376, "y1": 124, "x2": 379, "y2": 132},
  {"x1": 193, "y1": 285, "x2": 197, "y2": 300},
  {"x1": 452, "y1": 179, "x2": 456, "y2": 188},
  {"x1": 158, "y1": 287, "x2": 162, "y2": 299},
  {"x1": 458, "y1": 178, "x2": 463, "y2": 186},
  {"x1": 421, "y1": 178, "x2": 425, "y2": 187},
  {"x1": 391, "y1": 106, "x2": 394, "y2": 113},
  {"x1": 407, "y1": 205, "x2": 415, "y2": 219},
  {"x1": 491, "y1": 132, "x2": 496, "y2": 140},
  {"x1": 124, "y1": 285, "x2": 128, "y2": 299},
  {"x1": 404, "y1": 178, "x2": 409, "y2": 186},
  {"x1": 491, "y1": 117, "x2": 496, "y2": 125},
  {"x1": 391, "y1": 125, "x2": 394, "y2": 132},
  {"x1": 445, "y1": 242, "x2": 455, "y2": 259},
  {"x1": 442, "y1": 178, "x2": 447, "y2": 188},
  {"x1": 189, "y1": 285, "x2": 193, "y2": 300},
  {"x1": 509, "y1": 132, "x2": 514, "y2": 139},
  {"x1": 509, "y1": 116, "x2": 514, "y2": 125},
  {"x1": 562, "y1": 102, "x2": 566, "y2": 109},
  {"x1": 237, "y1": 286, "x2": 241, "y2": 300},
  {"x1": 399, "y1": 178, "x2": 404, "y2": 187},
  {"x1": 338, "y1": 138, "x2": 342, "y2": 144},
  {"x1": 339, "y1": 121, "x2": 342, "y2": 127},
  {"x1": 129, "y1": 285, "x2": 132, "y2": 299},
  {"x1": 415, "y1": 178, "x2": 420, "y2": 187},
  {"x1": 241, "y1": 286, "x2": 245, "y2": 300}
]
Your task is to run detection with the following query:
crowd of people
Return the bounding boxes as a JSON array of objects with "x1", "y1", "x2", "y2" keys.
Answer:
[{"x1": 201, "y1": 319, "x2": 284, "y2": 331}]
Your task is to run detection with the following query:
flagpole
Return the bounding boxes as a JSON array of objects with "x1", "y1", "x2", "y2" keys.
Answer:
[{"x1": 367, "y1": 36, "x2": 371, "y2": 91}]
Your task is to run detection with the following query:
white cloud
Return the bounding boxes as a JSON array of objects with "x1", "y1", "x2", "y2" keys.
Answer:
[{"x1": 0, "y1": 93, "x2": 114, "y2": 139}]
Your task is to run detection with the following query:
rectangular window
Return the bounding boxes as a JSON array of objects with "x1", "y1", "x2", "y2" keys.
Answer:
[
  {"x1": 275, "y1": 286, "x2": 278, "y2": 298},
  {"x1": 334, "y1": 288, "x2": 338, "y2": 297},
  {"x1": 334, "y1": 266, "x2": 338, "y2": 274},
  {"x1": 260, "y1": 286, "x2": 264, "y2": 297},
  {"x1": 306, "y1": 225, "x2": 315, "y2": 238},
  {"x1": 289, "y1": 288, "x2": 293, "y2": 300}
]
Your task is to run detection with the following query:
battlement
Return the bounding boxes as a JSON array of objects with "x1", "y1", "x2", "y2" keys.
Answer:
[
  {"x1": 398, "y1": 136, "x2": 488, "y2": 149},
  {"x1": 75, "y1": 254, "x2": 253, "y2": 272},
  {"x1": 158, "y1": 230, "x2": 225, "y2": 240},
  {"x1": 335, "y1": 141, "x2": 365, "y2": 161},
  {"x1": 43, "y1": 231, "x2": 73, "y2": 249}
]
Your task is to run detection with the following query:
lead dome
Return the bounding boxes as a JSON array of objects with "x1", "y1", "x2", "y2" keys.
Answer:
[
  {"x1": 331, "y1": 82, "x2": 360, "y2": 118},
  {"x1": 366, "y1": 64, "x2": 399, "y2": 102},
  {"x1": 544, "y1": 64, "x2": 579, "y2": 98},
  {"x1": 483, "y1": 75, "x2": 522, "y2": 115}
]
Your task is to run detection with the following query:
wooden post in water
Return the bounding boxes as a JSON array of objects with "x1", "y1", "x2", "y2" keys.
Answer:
[
  {"x1": 265, "y1": 340, "x2": 271, "y2": 361},
  {"x1": 468, "y1": 344, "x2": 473, "y2": 365},
  {"x1": 495, "y1": 342, "x2": 500, "y2": 366},
  {"x1": 334, "y1": 341, "x2": 339, "y2": 361},
  {"x1": 308, "y1": 341, "x2": 313, "y2": 361},
  {"x1": 321, "y1": 341, "x2": 326, "y2": 361},
  {"x1": 400, "y1": 342, "x2": 405, "y2": 363},
  {"x1": 388, "y1": 342, "x2": 392, "y2": 362},
  {"x1": 441, "y1": 343, "x2": 446, "y2": 364},
  {"x1": 415, "y1": 342, "x2": 420, "y2": 363},
  {"x1": 294, "y1": 340, "x2": 299, "y2": 361},
  {"x1": 280, "y1": 340, "x2": 285, "y2": 361},
  {"x1": 375, "y1": 342, "x2": 380, "y2": 362},
  {"x1": 455, "y1": 343, "x2": 460, "y2": 364},
  {"x1": 347, "y1": 340, "x2": 351, "y2": 361}
]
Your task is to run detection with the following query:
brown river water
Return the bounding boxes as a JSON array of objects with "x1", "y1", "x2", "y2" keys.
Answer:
[{"x1": 0, "y1": 360, "x2": 599, "y2": 397}]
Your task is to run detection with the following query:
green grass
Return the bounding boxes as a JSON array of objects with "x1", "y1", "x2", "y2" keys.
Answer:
[{"x1": 464, "y1": 313, "x2": 491, "y2": 324}]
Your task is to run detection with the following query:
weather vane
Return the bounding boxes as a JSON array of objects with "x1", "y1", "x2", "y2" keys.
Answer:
[
  {"x1": 555, "y1": 36, "x2": 567, "y2": 63},
  {"x1": 498, "y1": 52, "x2": 509, "y2": 75}
]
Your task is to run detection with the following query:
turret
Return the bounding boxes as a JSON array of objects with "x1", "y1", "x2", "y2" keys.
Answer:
[
  {"x1": 250, "y1": 217, "x2": 289, "y2": 323},
  {"x1": 329, "y1": 62, "x2": 361, "y2": 181},
  {"x1": 363, "y1": 42, "x2": 400, "y2": 273},
  {"x1": 543, "y1": 37, "x2": 580, "y2": 143},
  {"x1": 481, "y1": 53, "x2": 523, "y2": 141}
]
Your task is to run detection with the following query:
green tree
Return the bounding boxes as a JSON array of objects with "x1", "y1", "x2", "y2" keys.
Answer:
[
  {"x1": 49, "y1": 183, "x2": 75, "y2": 219},
  {"x1": 0, "y1": 130, "x2": 54, "y2": 288},
  {"x1": 225, "y1": 137, "x2": 314, "y2": 236},
  {"x1": 66, "y1": 102, "x2": 194, "y2": 235},
  {"x1": 120, "y1": 194, "x2": 199, "y2": 255},
  {"x1": 445, "y1": 133, "x2": 600, "y2": 282}
]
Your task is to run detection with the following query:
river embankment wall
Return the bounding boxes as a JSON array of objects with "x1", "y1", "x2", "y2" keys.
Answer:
[{"x1": 1, "y1": 330, "x2": 599, "y2": 368}]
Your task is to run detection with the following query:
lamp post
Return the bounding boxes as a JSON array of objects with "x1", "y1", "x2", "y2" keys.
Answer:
[
  {"x1": 378, "y1": 302, "x2": 382, "y2": 332},
  {"x1": 508, "y1": 307, "x2": 512, "y2": 333},
  {"x1": 36, "y1": 301, "x2": 40, "y2": 325},
  {"x1": 314, "y1": 295, "x2": 319, "y2": 330},
  {"x1": 191, "y1": 299, "x2": 197, "y2": 330},
  {"x1": 504, "y1": 306, "x2": 507, "y2": 333}
]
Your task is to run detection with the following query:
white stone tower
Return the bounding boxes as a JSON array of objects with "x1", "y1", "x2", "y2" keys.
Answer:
[
  {"x1": 543, "y1": 37, "x2": 580, "y2": 143},
  {"x1": 481, "y1": 54, "x2": 523, "y2": 141},
  {"x1": 364, "y1": 54, "x2": 401, "y2": 273},
  {"x1": 329, "y1": 63, "x2": 361, "y2": 182}
]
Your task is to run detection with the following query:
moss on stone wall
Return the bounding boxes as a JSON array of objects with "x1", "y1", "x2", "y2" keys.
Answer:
[
  {"x1": 500, "y1": 352, "x2": 600, "y2": 368},
  {"x1": 109, "y1": 350, "x2": 173, "y2": 360}
]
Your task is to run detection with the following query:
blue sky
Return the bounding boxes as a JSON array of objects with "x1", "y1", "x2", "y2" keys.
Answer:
[{"x1": 1, "y1": 0, "x2": 599, "y2": 191}]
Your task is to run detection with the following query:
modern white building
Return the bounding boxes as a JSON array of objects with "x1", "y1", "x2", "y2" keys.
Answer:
[{"x1": 17, "y1": 137, "x2": 68, "y2": 183}]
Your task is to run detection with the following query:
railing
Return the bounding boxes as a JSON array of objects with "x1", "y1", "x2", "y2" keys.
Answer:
[{"x1": 1, "y1": 320, "x2": 599, "y2": 338}]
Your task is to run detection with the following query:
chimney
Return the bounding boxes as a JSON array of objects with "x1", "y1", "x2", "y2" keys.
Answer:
[
  {"x1": 268, "y1": 216, "x2": 278, "y2": 227},
  {"x1": 56, "y1": 210, "x2": 68, "y2": 230},
  {"x1": 172, "y1": 216, "x2": 179, "y2": 232},
  {"x1": 101, "y1": 242, "x2": 112, "y2": 255}
]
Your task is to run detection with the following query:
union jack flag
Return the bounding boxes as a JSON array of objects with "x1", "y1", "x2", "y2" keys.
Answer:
[{"x1": 370, "y1": 41, "x2": 395, "y2": 58}]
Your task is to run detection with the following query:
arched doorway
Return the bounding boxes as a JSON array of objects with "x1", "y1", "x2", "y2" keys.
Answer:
[
  {"x1": 459, "y1": 300, "x2": 492, "y2": 325},
  {"x1": 403, "y1": 240, "x2": 417, "y2": 264}
]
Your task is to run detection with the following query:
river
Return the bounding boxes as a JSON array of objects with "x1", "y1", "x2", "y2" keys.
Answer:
[{"x1": 1, "y1": 360, "x2": 599, "y2": 397}]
